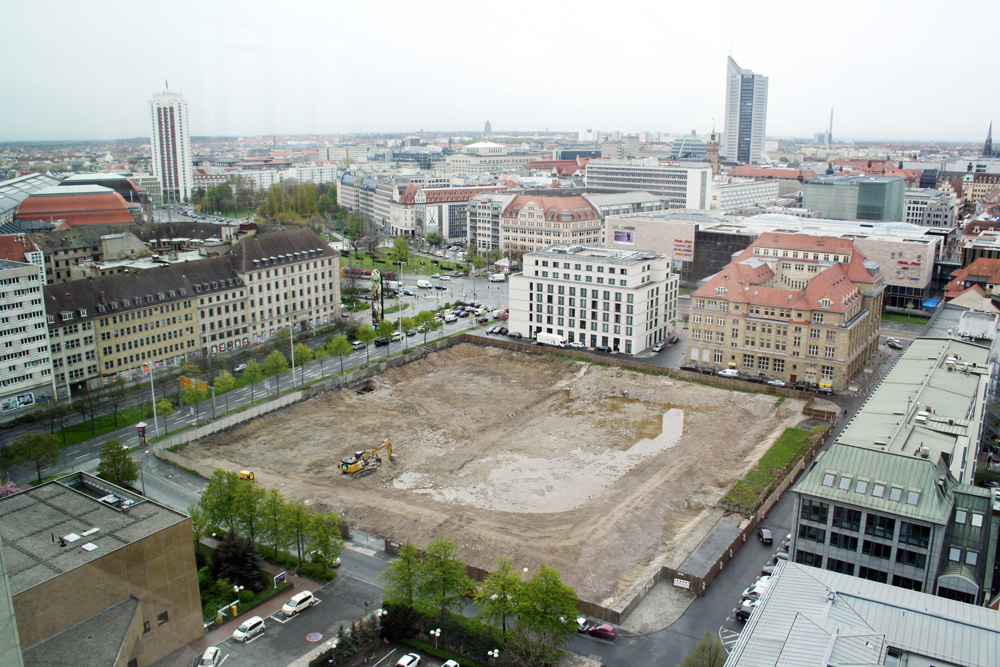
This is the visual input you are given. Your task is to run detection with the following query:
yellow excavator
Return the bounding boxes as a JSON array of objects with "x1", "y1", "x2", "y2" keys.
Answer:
[{"x1": 340, "y1": 438, "x2": 395, "y2": 479}]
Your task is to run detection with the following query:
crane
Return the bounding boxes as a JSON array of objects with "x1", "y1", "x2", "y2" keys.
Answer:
[{"x1": 340, "y1": 438, "x2": 395, "y2": 479}]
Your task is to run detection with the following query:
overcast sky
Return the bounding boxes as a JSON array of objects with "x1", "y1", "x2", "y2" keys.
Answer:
[{"x1": 2, "y1": 0, "x2": 997, "y2": 143}]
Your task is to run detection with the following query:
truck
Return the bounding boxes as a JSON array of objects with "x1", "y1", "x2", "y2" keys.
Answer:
[
  {"x1": 416, "y1": 279, "x2": 433, "y2": 289},
  {"x1": 386, "y1": 280, "x2": 402, "y2": 291},
  {"x1": 535, "y1": 332, "x2": 567, "y2": 348},
  {"x1": 489, "y1": 273, "x2": 507, "y2": 282}
]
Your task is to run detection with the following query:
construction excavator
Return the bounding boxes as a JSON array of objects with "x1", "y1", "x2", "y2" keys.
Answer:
[{"x1": 340, "y1": 438, "x2": 395, "y2": 479}]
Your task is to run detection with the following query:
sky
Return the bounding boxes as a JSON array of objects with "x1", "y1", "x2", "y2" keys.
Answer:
[{"x1": 2, "y1": 0, "x2": 997, "y2": 143}]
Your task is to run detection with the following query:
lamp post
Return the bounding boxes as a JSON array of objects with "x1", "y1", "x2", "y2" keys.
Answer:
[
  {"x1": 488, "y1": 648, "x2": 499, "y2": 665},
  {"x1": 430, "y1": 628, "x2": 441, "y2": 649}
]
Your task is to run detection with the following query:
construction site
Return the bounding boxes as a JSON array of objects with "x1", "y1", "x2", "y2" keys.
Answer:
[{"x1": 174, "y1": 343, "x2": 811, "y2": 607}]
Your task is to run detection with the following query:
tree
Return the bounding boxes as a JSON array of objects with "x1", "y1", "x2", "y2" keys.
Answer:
[
  {"x1": 156, "y1": 398, "x2": 174, "y2": 419},
  {"x1": 293, "y1": 342, "x2": 313, "y2": 366},
  {"x1": 213, "y1": 531, "x2": 265, "y2": 592},
  {"x1": 271, "y1": 328, "x2": 291, "y2": 355},
  {"x1": 76, "y1": 390, "x2": 105, "y2": 436},
  {"x1": 399, "y1": 317, "x2": 416, "y2": 348},
  {"x1": 377, "y1": 320, "x2": 396, "y2": 352},
  {"x1": 476, "y1": 555, "x2": 522, "y2": 635},
  {"x1": 244, "y1": 359, "x2": 264, "y2": 402},
  {"x1": 96, "y1": 439, "x2": 139, "y2": 488},
  {"x1": 104, "y1": 376, "x2": 130, "y2": 428},
  {"x1": 286, "y1": 499, "x2": 311, "y2": 567},
  {"x1": 355, "y1": 324, "x2": 377, "y2": 363},
  {"x1": 379, "y1": 601, "x2": 421, "y2": 643},
  {"x1": 199, "y1": 469, "x2": 242, "y2": 533},
  {"x1": 307, "y1": 511, "x2": 345, "y2": 574},
  {"x1": 392, "y1": 235, "x2": 410, "y2": 266},
  {"x1": 260, "y1": 488, "x2": 291, "y2": 558},
  {"x1": 235, "y1": 478, "x2": 265, "y2": 542},
  {"x1": 516, "y1": 564, "x2": 578, "y2": 646},
  {"x1": 188, "y1": 503, "x2": 209, "y2": 543},
  {"x1": 214, "y1": 370, "x2": 236, "y2": 413},
  {"x1": 314, "y1": 347, "x2": 329, "y2": 375},
  {"x1": 327, "y1": 335, "x2": 353, "y2": 374},
  {"x1": 0, "y1": 481, "x2": 20, "y2": 499},
  {"x1": 179, "y1": 359, "x2": 205, "y2": 380},
  {"x1": 13, "y1": 431, "x2": 61, "y2": 483},
  {"x1": 182, "y1": 387, "x2": 209, "y2": 421},
  {"x1": 415, "y1": 310, "x2": 440, "y2": 344},
  {"x1": 381, "y1": 542, "x2": 422, "y2": 608},
  {"x1": 263, "y1": 349, "x2": 289, "y2": 377},
  {"x1": 425, "y1": 231, "x2": 444, "y2": 246},
  {"x1": 679, "y1": 630, "x2": 727, "y2": 667},
  {"x1": 416, "y1": 537, "x2": 472, "y2": 618}
]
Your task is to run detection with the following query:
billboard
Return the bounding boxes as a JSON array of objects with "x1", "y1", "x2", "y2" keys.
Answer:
[
  {"x1": 180, "y1": 376, "x2": 208, "y2": 392},
  {"x1": 612, "y1": 225, "x2": 635, "y2": 245},
  {"x1": 371, "y1": 268, "x2": 384, "y2": 325},
  {"x1": 0, "y1": 392, "x2": 34, "y2": 413}
]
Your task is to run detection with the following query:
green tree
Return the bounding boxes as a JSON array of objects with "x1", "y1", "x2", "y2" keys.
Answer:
[
  {"x1": 293, "y1": 342, "x2": 313, "y2": 366},
  {"x1": 96, "y1": 439, "x2": 139, "y2": 488},
  {"x1": 179, "y1": 359, "x2": 205, "y2": 380},
  {"x1": 260, "y1": 488, "x2": 291, "y2": 558},
  {"x1": 425, "y1": 231, "x2": 444, "y2": 246},
  {"x1": 377, "y1": 320, "x2": 396, "y2": 351},
  {"x1": 476, "y1": 555, "x2": 522, "y2": 635},
  {"x1": 416, "y1": 537, "x2": 472, "y2": 618},
  {"x1": 399, "y1": 316, "x2": 416, "y2": 348},
  {"x1": 188, "y1": 503, "x2": 209, "y2": 544},
  {"x1": 307, "y1": 511, "x2": 345, "y2": 575},
  {"x1": 378, "y1": 601, "x2": 421, "y2": 643},
  {"x1": 355, "y1": 324, "x2": 377, "y2": 363},
  {"x1": 679, "y1": 630, "x2": 727, "y2": 667},
  {"x1": 286, "y1": 499, "x2": 311, "y2": 567},
  {"x1": 13, "y1": 431, "x2": 61, "y2": 484},
  {"x1": 199, "y1": 469, "x2": 242, "y2": 534},
  {"x1": 327, "y1": 335, "x2": 353, "y2": 374},
  {"x1": 156, "y1": 398, "x2": 174, "y2": 419},
  {"x1": 244, "y1": 359, "x2": 264, "y2": 402},
  {"x1": 392, "y1": 235, "x2": 410, "y2": 266},
  {"x1": 516, "y1": 565, "x2": 578, "y2": 648},
  {"x1": 314, "y1": 346, "x2": 329, "y2": 375},
  {"x1": 214, "y1": 370, "x2": 236, "y2": 413},
  {"x1": 381, "y1": 541, "x2": 422, "y2": 608},
  {"x1": 415, "y1": 310, "x2": 440, "y2": 344},
  {"x1": 182, "y1": 387, "x2": 209, "y2": 421},
  {"x1": 235, "y1": 478, "x2": 265, "y2": 542},
  {"x1": 346, "y1": 213, "x2": 364, "y2": 255},
  {"x1": 104, "y1": 376, "x2": 130, "y2": 428},
  {"x1": 271, "y1": 327, "x2": 291, "y2": 355},
  {"x1": 263, "y1": 350, "x2": 289, "y2": 376},
  {"x1": 213, "y1": 531, "x2": 265, "y2": 592}
]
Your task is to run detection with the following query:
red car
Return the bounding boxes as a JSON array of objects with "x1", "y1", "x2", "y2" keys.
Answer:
[{"x1": 588, "y1": 623, "x2": 617, "y2": 640}]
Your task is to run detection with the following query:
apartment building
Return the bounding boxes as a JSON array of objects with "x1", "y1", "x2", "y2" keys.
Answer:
[
  {"x1": 509, "y1": 243, "x2": 679, "y2": 353},
  {"x1": 468, "y1": 192, "x2": 518, "y2": 253},
  {"x1": 904, "y1": 188, "x2": 958, "y2": 227},
  {"x1": 585, "y1": 158, "x2": 711, "y2": 209},
  {"x1": 0, "y1": 252, "x2": 53, "y2": 417},
  {"x1": 501, "y1": 194, "x2": 604, "y2": 252},
  {"x1": 683, "y1": 233, "x2": 884, "y2": 390},
  {"x1": 789, "y1": 336, "x2": 998, "y2": 603},
  {"x1": 393, "y1": 184, "x2": 509, "y2": 240},
  {"x1": 231, "y1": 227, "x2": 340, "y2": 342}
]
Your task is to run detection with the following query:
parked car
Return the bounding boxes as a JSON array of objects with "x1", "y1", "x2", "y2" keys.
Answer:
[
  {"x1": 476, "y1": 316, "x2": 489, "y2": 324},
  {"x1": 374, "y1": 337, "x2": 390, "y2": 347},
  {"x1": 761, "y1": 563, "x2": 776, "y2": 576},
  {"x1": 434, "y1": 284, "x2": 448, "y2": 290},
  {"x1": 442, "y1": 661, "x2": 460, "y2": 667},
  {"x1": 507, "y1": 331, "x2": 522, "y2": 339},
  {"x1": 757, "y1": 527, "x2": 773, "y2": 544},
  {"x1": 440, "y1": 275, "x2": 451, "y2": 281},
  {"x1": 232, "y1": 616, "x2": 265, "y2": 642},
  {"x1": 887, "y1": 340, "x2": 903, "y2": 350},
  {"x1": 595, "y1": 345, "x2": 612, "y2": 353},
  {"x1": 429, "y1": 273, "x2": 441, "y2": 279},
  {"x1": 735, "y1": 598, "x2": 758, "y2": 622},
  {"x1": 402, "y1": 289, "x2": 415, "y2": 296},
  {"x1": 667, "y1": 335, "x2": 680, "y2": 344},
  {"x1": 391, "y1": 331, "x2": 404, "y2": 341},
  {"x1": 588, "y1": 623, "x2": 617, "y2": 640},
  {"x1": 577, "y1": 616, "x2": 592, "y2": 632},
  {"x1": 457, "y1": 310, "x2": 470, "y2": 318},
  {"x1": 766, "y1": 379, "x2": 785, "y2": 387},
  {"x1": 198, "y1": 646, "x2": 221, "y2": 667},
  {"x1": 486, "y1": 326, "x2": 498, "y2": 334},
  {"x1": 498, "y1": 327, "x2": 508, "y2": 335},
  {"x1": 351, "y1": 340, "x2": 366, "y2": 350},
  {"x1": 281, "y1": 591, "x2": 318, "y2": 616},
  {"x1": 444, "y1": 313, "x2": 458, "y2": 323},
  {"x1": 406, "y1": 329, "x2": 417, "y2": 336},
  {"x1": 568, "y1": 341, "x2": 585, "y2": 349},
  {"x1": 395, "y1": 654, "x2": 422, "y2": 667},
  {"x1": 234, "y1": 363, "x2": 247, "y2": 374},
  {"x1": 652, "y1": 342, "x2": 665, "y2": 352}
]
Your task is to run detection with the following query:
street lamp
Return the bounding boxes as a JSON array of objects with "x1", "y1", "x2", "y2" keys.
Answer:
[
  {"x1": 488, "y1": 648, "x2": 500, "y2": 665},
  {"x1": 430, "y1": 628, "x2": 441, "y2": 649}
]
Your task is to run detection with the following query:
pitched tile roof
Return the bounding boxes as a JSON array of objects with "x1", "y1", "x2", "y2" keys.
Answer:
[
  {"x1": 504, "y1": 194, "x2": 599, "y2": 221},
  {"x1": 229, "y1": 227, "x2": 334, "y2": 273},
  {"x1": 15, "y1": 186, "x2": 134, "y2": 226},
  {"x1": 943, "y1": 257, "x2": 1000, "y2": 299},
  {"x1": 0, "y1": 233, "x2": 39, "y2": 263}
]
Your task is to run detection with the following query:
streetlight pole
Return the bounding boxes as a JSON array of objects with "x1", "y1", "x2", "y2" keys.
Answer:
[{"x1": 149, "y1": 368, "x2": 160, "y2": 437}]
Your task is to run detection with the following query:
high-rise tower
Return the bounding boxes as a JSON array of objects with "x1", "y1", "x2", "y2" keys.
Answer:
[
  {"x1": 722, "y1": 56, "x2": 768, "y2": 164},
  {"x1": 149, "y1": 85, "x2": 192, "y2": 204}
]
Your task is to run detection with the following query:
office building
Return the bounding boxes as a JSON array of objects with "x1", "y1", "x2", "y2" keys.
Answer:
[
  {"x1": 683, "y1": 233, "x2": 884, "y2": 390},
  {"x1": 789, "y1": 335, "x2": 999, "y2": 603},
  {"x1": 903, "y1": 188, "x2": 957, "y2": 228},
  {"x1": 668, "y1": 132, "x2": 707, "y2": 159},
  {"x1": 149, "y1": 89, "x2": 193, "y2": 204},
  {"x1": 803, "y1": 175, "x2": 905, "y2": 222},
  {"x1": 585, "y1": 159, "x2": 711, "y2": 209},
  {"x1": 393, "y1": 184, "x2": 508, "y2": 240},
  {"x1": 509, "y1": 243, "x2": 678, "y2": 353},
  {"x1": 0, "y1": 238, "x2": 54, "y2": 418},
  {"x1": 722, "y1": 56, "x2": 769, "y2": 164},
  {"x1": 725, "y1": 561, "x2": 1000, "y2": 667},
  {"x1": 0, "y1": 472, "x2": 203, "y2": 666},
  {"x1": 709, "y1": 179, "x2": 780, "y2": 214}
]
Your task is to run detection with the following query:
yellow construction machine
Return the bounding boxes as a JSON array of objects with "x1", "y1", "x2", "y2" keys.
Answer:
[{"x1": 340, "y1": 438, "x2": 395, "y2": 479}]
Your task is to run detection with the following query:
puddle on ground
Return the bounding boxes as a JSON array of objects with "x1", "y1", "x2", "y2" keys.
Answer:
[{"x1": 628, "y1": 408, "x2": 684, "y2": 456}]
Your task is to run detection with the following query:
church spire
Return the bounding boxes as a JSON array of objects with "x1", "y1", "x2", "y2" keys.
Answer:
[{"x1": 985, "y1": 122, "x2": 993, "y2": 157}]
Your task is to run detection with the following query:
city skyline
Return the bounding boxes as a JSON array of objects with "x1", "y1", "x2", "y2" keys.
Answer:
[{"x1": 0, "y1": 0, "x2": 997, "y2": 143}]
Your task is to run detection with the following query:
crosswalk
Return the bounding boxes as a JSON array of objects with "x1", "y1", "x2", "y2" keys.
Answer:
[{"x1": 719, "y1": 627, "x2": 742, "y2": 653}]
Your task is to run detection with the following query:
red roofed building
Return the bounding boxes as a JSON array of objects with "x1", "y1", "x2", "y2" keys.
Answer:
[
  {"x1": 390, "y1": 184, "x2": 508, "y2": 238},
  {"x1": 15, "y1": 185, "x2": 134, "y2": 227},
  {"x1": 943, "y1": 258, "x2": 1000, "y2": 301},
  {"x1": 729, "y1": 167, "x2": 818, "y2": 182},
  {"x1": 501, "y1": 194, "x2": 602, "y2": 252},
  {"x1": 524, "y1": 158, "x2": 591, "y2": 177},
  {"x1": 683, "y1": 233, "x2": 884, "y2": 390}
]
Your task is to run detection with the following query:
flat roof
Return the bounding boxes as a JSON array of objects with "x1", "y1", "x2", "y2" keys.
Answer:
[
  {"x1": 725, "y1": 561, "x2": 1000, "y2": 667},
  {"x1": 529, "y1": 243, "x2": 661, "y2": 264},
  {"x1": 0, "y1": 472, "x2": 189, "y2": 595},
  {"x1": 21, "y1": 597, "x2": 139, "y2": 667},
  {"x1": 805, "y1": 174, "x2": 905, "y2": 185}
]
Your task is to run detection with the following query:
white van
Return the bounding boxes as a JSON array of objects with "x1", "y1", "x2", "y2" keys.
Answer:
[
  {"x1": 281, "y1": 591, "x2": 318, "y2": 616},
  {"x1": 718, "y1": 368, "x2": 739, "y2": 379},
  {"x1": 489, "y1": 273, "x2": 507, "y2": 282},
  {"x1": 233, "y1": 616, "x2": 265, "y2": 642},
  {"x1": 416, "y1": 279, "x2": 433, "y2": 289}
]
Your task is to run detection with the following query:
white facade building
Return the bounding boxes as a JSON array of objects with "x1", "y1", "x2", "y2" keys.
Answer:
[
  {"x1": 584, "y1": 159, "x2": 711, "y2": 209},
  {"x1": 709, "y1": 179, "x2": 780, "y2": 213},
  {"x1": 0, "y1": 260, "x2": 53, "y2": 417},
  {"x1": 904, "y1": 188, "x2": 958, "y2": 227},
  {"x1": 509, "y1": 244, "x2": 678, "y2": 354},
  {"x1": 722, "y1": 56, "x2": 769, "y2": 164},
  {"x1": 149, "y1": 89, "x2": 193, "y2": 203}
]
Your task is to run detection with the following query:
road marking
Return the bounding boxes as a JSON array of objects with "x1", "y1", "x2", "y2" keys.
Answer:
[{"x1": 719, "y1": 627, "x2": 741, "y2": 653}]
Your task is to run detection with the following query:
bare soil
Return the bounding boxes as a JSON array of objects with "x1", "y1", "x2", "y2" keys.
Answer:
[{"x1": 176, "y1": 344, "x2": 805, "y2": 604}]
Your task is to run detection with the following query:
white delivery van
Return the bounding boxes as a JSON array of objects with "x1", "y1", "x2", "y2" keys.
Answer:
[
  {"x1": 417, "y1": 279, "x2": 433, "y2": 289},
  {"x1": 536, "y1": 332, "x2": 567, "y2": 348},
  {"x1": 489, "y1": 273, "x2": 507, "y2": 282},
  {"x1": 718, "y1": 368, "x2": 739, "y2": 378}
]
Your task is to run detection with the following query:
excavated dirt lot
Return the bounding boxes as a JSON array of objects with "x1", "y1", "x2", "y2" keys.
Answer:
[{"x1": 176, "y1": 343, "x2": 807, "y2": 604}]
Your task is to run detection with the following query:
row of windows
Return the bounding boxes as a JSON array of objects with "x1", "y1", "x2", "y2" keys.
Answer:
[{"x1": 820, "y1": 473, "x2": 922, "y2": 506}]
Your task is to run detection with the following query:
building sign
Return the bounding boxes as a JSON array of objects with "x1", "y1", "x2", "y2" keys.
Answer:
[
  {"x1": 179, "y1": 376, "x2": 208, "y2": 392},
  {"x1": 371, "y1": 269, "x2": 384, "y2": 325},
  {"x1": 612, "y1": 225, "x2": 635, "y2": 245},
  {"x1": 673, "y1": 577, "x2": 691, "y2": 589}
]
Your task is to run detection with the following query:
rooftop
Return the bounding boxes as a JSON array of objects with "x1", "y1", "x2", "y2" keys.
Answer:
[
  {"x1": 805, "y1": 174, "x2": 905, "y2": 185},
  {"x1": 0, "y1": 473, "x2": 188, "y2": 595},
  {"x1": 529, "y1": 243, "x2": 660, "y2": 264},
  {"x1": 21, "y1": 597, "x2": 139, "y2": 667},
  {"x1": 725, "y1": 560, "x2": 1000, "y2": 667}
]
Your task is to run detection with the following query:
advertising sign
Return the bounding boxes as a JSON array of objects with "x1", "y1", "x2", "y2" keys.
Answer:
[
  {"x1": 179, "y1": 376, "x2": 208, "y2": 392},
  {"x1": 0, "y1": 392, "x2": 34, "y2": 413},
  {"x1": 371, "y1": 269, "x2": 384, "y2": 325},
  {"x1": 612, "y1": 225, "x2": 635, "y2": 245}
]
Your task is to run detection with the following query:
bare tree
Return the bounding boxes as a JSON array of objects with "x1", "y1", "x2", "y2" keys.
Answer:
[
  {"x1": 104, "y1": 376, "x2": 130, "y2": 428},
  {"x1": 76, "y1": 390, "x2": 107, "y2": 436}
]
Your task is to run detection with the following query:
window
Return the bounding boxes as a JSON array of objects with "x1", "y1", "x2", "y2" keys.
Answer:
[
  {"x1": 794, "y1": 550, "x2": 822, "y2": 568},
  {"x1": 872, "y1": 483, "x2": 885, "y2": 498},
  {"x1": 822, "y1": 473, "x2": 836, "y2": 487},
  {"x1": 855, "y1": 479, "x2": 868, "y2": 495},
  {"x1": 865, "y1": 515, "x2": 895, "y2": 539},
  {"x1": 888, "y1": 486, "x2": 902, "y2": 502},
  {"x1": 798, "y1": 525, "x2": 826, "y2": 543},
  {"x1": 827, "y1": 558, "x2": 854, "y2": 575},
  {"x1": 859, "y1": 566, "x2": 887, "y2": 583},
  {"x1": 801, "y1": 498, "x2": 828, "y2": 524},
  {"x1": 966, "y1": 550, "x2": 978, "y2": 566},
  {"x1": 895, "y1": 548, "x2": 927, "y2": 569},
  {"x1": 143, "y1": 621, "x2": 150, "y2": 634},
  {"x1": 891, "y1": 575, "x2": 922, "y2": 592},
  {"x1": 832, "y1": 507, "x2": 861, "y2": 532},
  {"x1": 157, "y1": 611, "x2": 169, "y2": 625},
  {"x1": 971, "y1": 512, "x2": 984, "y2": 527},
  {"x1": 829, "y1": 532, "x2": 858, "y2": 550},
  {"x1": 899, "y1": 522, "x2": 931, "y2": 548},
  {"x1": 838, "y1": 476, "x2": 852, "y2": 490},
  {"x1": 862, "y1": 540, "x2": 892, "y2": 559},
  {"x1": 948, "y1": 547, "x2": 962, "y2": 562},
  {"x1": 905, "y1": 490, "x2": 920, "y2": 506},
  {"x1": 955, "y1": 509, "x2": 967, "y2": 524}
]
